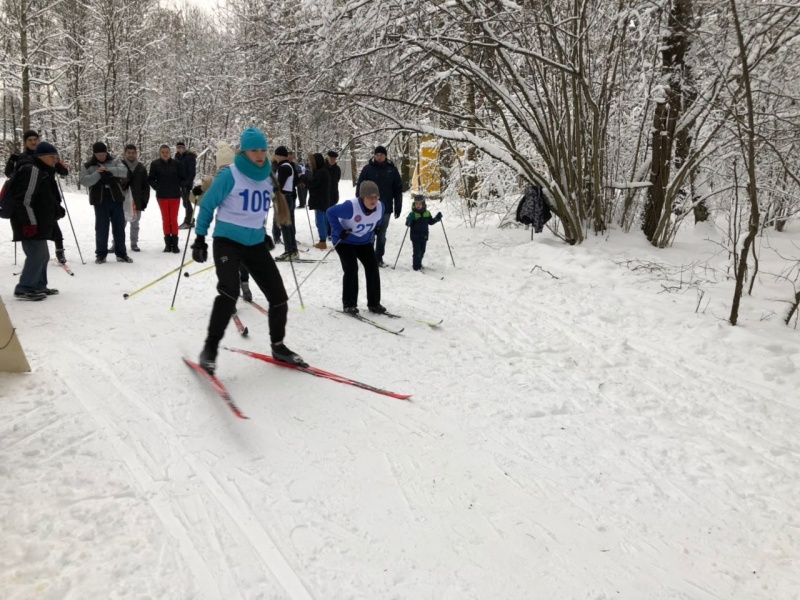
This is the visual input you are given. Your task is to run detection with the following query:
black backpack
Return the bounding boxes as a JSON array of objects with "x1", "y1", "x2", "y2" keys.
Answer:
[{"x1": 0, "y1": 170, "x2": 20, "y2": 218}]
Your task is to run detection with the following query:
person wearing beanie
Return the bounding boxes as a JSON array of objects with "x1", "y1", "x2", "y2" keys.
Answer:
[
  {"x1": 190, "y1": 127, "x2": 305, "y2": 375},
  {"x1": 191, "y1": 141, "x2": 256, "y2": 302},
  {"x1": 355, "y1": 144, "x2": 403, "y2": 267},
  {"x1": 175, "y1": 140, "x2": 197, "y2": 229},
  {"x1": 271, "y1": 144, "x2": 298, "y2": 260},
  {"x1": 326, "y1": 179, "x2": 389, "y2": 315},
  {"x1": 9, "y1": 142, "x2": 63, "y2": 300},
  {"x1": 80, "y1": 141, "x2": 132, "y2": 263},
  {"x1": 405, "y1": 194, "x2": 443, "y2": 271},
  {"x1": 326, "y1": 150, "x2": 342, "y2": 212},
  {"x1": 148, "y1": 144, "x2": 187, "y2": 253},
  {"x1": 4, "y1": 130, "x2": 38, "y2": 177},
  {"x1": 5, "y1": 131, "x2": 70, "y2": 264}
]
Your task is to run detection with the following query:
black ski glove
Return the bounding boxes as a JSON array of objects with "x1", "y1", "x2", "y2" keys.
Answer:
[
  {"x1": 265, "y1": 234, "x2": 275, "y2": 251},
  {"x1": 191, "y1": 236, "x2": 208, "y2": 263},
  {"x1": 340, "y1": 229, "x2": 352, "y2": 240}
]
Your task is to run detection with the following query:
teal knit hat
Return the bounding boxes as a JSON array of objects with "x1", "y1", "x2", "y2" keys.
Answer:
[{"x1": 239, "y1": 127, "x2": 268, "y2": 152}]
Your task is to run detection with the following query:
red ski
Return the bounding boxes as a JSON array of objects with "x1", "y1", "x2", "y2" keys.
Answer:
[
  {"x1": 225, "y1": 347, "x2": 411, "y2": 400},
  {"x1": 244, "y1": 299, "x2": 269, "y2": 317},
  {"x1": 183, "y1": 357, "x2": 249, "y2": 419}
]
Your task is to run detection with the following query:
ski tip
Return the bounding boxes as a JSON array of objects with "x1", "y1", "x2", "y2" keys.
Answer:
[{"x1": 242, "y1": 328, "x2": 249, "y2": 336}]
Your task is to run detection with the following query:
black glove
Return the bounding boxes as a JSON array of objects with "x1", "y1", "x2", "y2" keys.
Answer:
[
  {"x1": 340, "y1": 229, "x2": 352, "y2": 240},
  {"x1": 265, "y1": 234, "x2": 275, "y2": 251},
  {"x1": 55, "y1": 161, "x2": 69, "y2": 177},
  {"x1": 374, "y1": 227, "x2": 382, "y2": 236},
  {"x1": 191, "y1": 236, "x2": 208, "y2": 263},
  {"x1": 436, "y1": 212, "x2": 442, "y2": 220},
  {"x1": 56, "y1": 205, "x2": 66, "y2": 220},
  {"x1": 192, "y1": 185, "x2": 203, "y2": 197},
  {"x1": 394, "y1": 213, "x2": 400, "y2": 219},
  {"x1": 99, "y1": 169, "x2": 112, "y2": 180}
]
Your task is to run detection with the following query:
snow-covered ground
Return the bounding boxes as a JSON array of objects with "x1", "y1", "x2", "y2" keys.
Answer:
[{"x1": 1, "y1": 181, "x2": 799, "y2": 600}]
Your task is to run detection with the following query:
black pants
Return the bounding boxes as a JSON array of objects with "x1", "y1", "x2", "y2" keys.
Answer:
[
  {"x1": 205, "y1": 237, "x2": 288, "y2": 347},
  {"x1": 335, "y1": 243, "x2": 381, "y2": 309},
  {"x1": 53, "y1": 221, "x2": 64, "y2": 251},
  {"x1": 411, "y1": 238, "x2": 427, "y2": 270},
  {"x1": 181, "y1": 188, "x2": 193, "y2": 224}
]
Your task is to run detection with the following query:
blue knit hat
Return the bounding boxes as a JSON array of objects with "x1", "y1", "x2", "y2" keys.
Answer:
[
  {"x1": 240, "y1": 128, "x2": 268, "y2": 152},
  {"x1": 34, "y1": 141, "x2": 59, "y2": 157}
]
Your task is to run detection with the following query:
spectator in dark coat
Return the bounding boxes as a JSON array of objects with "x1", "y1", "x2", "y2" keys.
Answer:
[
  {"x1": 80, "y1": 142, "x2": 131, "y2": 263},
  {"x1": 175, "y1": 141, "x2": 196, "y2": 228},
  {"x1": 326, "y1": 150, "x2": 342, "y2": 205},
  {"x1": 10, "y1": 142, "x2": 63, "y2": 299},
  {"x1": 120, "y1": 144, "x2": 150, "y2": 251},
  {"x1": 356, "y1": 145, "x2": 403, "y2": 267},
  {"x1": 301, "y1": 153, "x2": 331, "y2": 249},
  {"x1": 148, "y1": 144, "x2": 186, "y2": 252}
]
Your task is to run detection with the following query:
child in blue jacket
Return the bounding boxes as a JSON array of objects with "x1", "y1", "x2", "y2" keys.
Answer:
[{"x1": 405, "y1": 195, "x2": 442, "y2": 271}]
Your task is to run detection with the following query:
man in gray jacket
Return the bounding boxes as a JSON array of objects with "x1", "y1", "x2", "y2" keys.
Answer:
[{"x1": 79, "y1": 142, "x2": 132, "y2": 263}]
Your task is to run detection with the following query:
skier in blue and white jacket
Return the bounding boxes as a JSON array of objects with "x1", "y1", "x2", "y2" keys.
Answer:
[
  {"x1": 190, "y1": 127, "x2": 306, "y2": 375},
  {"x1": 326, "y1": 180, "x2": 389, "y2": 315}
]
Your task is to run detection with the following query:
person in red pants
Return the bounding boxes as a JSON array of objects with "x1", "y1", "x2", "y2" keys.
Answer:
[{"x1": 147, "y1": 144, "x2": 186, "y2": 253}]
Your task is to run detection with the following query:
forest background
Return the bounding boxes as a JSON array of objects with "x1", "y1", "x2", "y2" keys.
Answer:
[{"x1": 2, "y1": 0, "x2": 800, "y2": 325}]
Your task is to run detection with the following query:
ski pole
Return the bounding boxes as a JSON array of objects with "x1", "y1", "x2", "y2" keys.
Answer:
[
  {"x1": 288, "y1": 239, "x2": 341, "y2": 300},
  {"x1": 123, "y1": 259, "x2": 195, "y2": 299},
  {"x1": 170, "y1": 225, "x2": 195, "y2": 310},
  {"x1": 304, "y1": 204, "x2": 315, "y2": 244},
  {"x1": 286, "y1": 252, "x2": 304, "y2": 309},
  {"x1": 183, "y1": 263, "x2": 216, "y2": 278},
  {"x1": 392, "y1": 227, "x2": 409, "y2": 270},
  {"x1": 57, "y1": 179, "x2": 85, "y2": 264},
  {"x1": 14, "y1": 242, "x2": 17, "y2": 266},
  {"x1": 440, "y1": 220, "x2": 456, "y2": 267}
]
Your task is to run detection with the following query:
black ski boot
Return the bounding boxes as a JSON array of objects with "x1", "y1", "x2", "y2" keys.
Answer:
[
  {"x1": 198, "y1": 344, "x2": 218, "y2": 376},
  {"x1": 163, "y1": 235, "x2": 171, "y2": 253},
  {"x1": 368, "y1": 304, "x2": 387, "y2": 314},
  {"x1": 271, "y1": 342, "x2": 307, "y2": 367},
  {"x1": 240, "y1": 281, "x2": 253, "y2": 303},
  {"x1": 171, "y1": 234, "x2": 180, "y2": 253}
]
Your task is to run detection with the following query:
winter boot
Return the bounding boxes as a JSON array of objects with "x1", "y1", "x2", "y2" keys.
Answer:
[
  {"x1": 171, "y1": 234, "x2": 180, "y2": 253},
  {"x1": 343, "y1": 306, "x2": 359, "y2": 315},
  {"x1": 163, "y1": 235, "x2": 171, "y2": 252},
  {"x1": 198, "y1": 343, "x2": 218, "y2": 376},
  {"x1": 271, "y1": 342, "x2": 307, "y2": 367},
  {"x1": 240, "y1": 281, "x2": 253, "y2": 303},
  {"x1": 368, "y1": 304, "x2": 387, "y2": 314},
  {"x1": 314, "y1": 241, "x2": 327, "y2": 250}
]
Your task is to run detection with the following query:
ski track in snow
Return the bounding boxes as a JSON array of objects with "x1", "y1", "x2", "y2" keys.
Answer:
[{"x1": 1, "y1": 186, "x2": 800, "y2": 599}]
